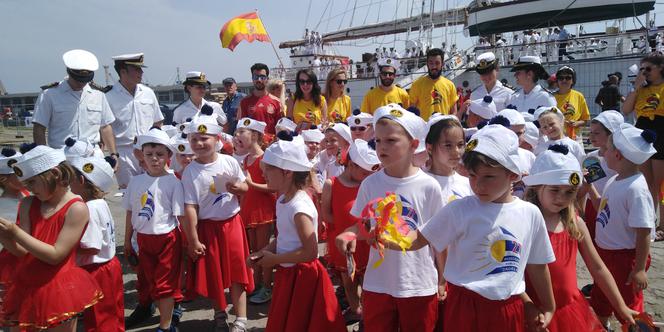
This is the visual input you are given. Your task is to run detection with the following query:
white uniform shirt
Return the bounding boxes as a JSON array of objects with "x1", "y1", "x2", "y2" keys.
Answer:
[
  {"x1": 595, "y1": 173, "x2": 655, "y2": 250},
  {"x1": 505, "y1": 84, "x2": 556, "y2": 115},
  {"x1": 33, "y1": 80, "x2": 115, "y2": 148},
  {"x1": 424, "y1": 170, "x2": 472, "y2": 203},
  {"x1": 420, "y1": 196, "x2": 555, "y2": 300},
  {"x1": 106, "y1": 83, "x2": 163, "y2": 146},
  {"x1": 172, "y1": 98, "x2": 225, "y2": 125},
  {"x1": 351, "y1": 169, "x2": 443, "y2": 298},
  {"x1": 182, "y1": 154, "x2": 246, "y2": 221},
  {"x1": 534, "y1": 136, "x2": 585, "y2": 163},
  {"x1": 77, "y1": 199, "x2": 117, "y2": 266},
  {"x1": 470, "y1": 80, "x2": 514, "y2": 111},
  {"x1": 276, "y1": 190, "x2": 319, "y2": 267},
  {"x1": 123, "y1": 173, "x2": 183, "y2": 235}
]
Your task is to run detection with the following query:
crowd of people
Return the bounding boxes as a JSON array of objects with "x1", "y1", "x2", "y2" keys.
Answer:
[{"x1": 0, "y1": 46, "x2": 662, "y2": 332}]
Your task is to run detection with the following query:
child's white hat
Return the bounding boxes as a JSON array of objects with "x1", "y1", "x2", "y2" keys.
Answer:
[
  {"x1": 522, "y1": 144, "x2": 582, "y2": 186},
  {"x1": 69, "y1": 156, "x2": 115, "y2": 192},
  {"x1": 347, "y1": 110, "x2": 373, "y2": 127},
  {"x1": 170, "y1": 133, "x2": 194, "y2": 155},
  {"x1": 534, "y1": 106, "x2": 564, "y2": 122},
  {"x1": 523, "y1": 122, "x2": 540, "y2": 148},
  {"x1": 161, "y1": 124, "x2": 179, "y2": 138},
  {"x1": 348, "y1": 139, "x2": 380, "y2": 172},
  {"x1": 137, "y1": 127, "x2": 175, "y2": 152},
  {"x1": 0, "y1": 148, "x2": 22, "y2": 175},
  {"x1": 263, "y1": 140, "x2": 313, "y2": 172},
  {"x1": 426, "y1": 113, "x2": 461, "y2": 135},
  {"x1": 12, "y1": 145, "x2": 66, "y2": 181},
  {"x1": 497, "y1": 108, "x2": 526, "y2": 126},
  {"x1": 63, "y1": 137, "x2": 95, "y2": 159},
  {"x1": 301, "y1": 129, "x2": 325, "y2": 143},
  {"x1": 236, "y1": 117, "x2": 267, "y2": 134},
  {"x1": 467, "y1": 124, "x2": 522, "y2": 176},
  {"x1": 374, "y1": 103, "x2": 427, "y2": 153},
  {"x1": 185, "y1": 105, "x2": 223, "y2": 135},
  {"x1": 275, "y1": 117, "x2": 297, "y2": 132},
  {"x1": 593, "y1": 110, "x2": 624, "y2": 133},
  {"x1": 327, "y1": 123, "x2": 352, "y2": 145},
  {"x1": 469, "y1": 96, "x2": 497, "y2": 120},
  {"x1": 612, "y1": 123, "x2": 657, "y2": 165}
]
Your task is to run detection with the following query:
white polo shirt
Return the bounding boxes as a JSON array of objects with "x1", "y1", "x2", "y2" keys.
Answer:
[
  {"x1": 106, "y1": 82, "x2": 163, "y2": 146},
  {"x1": 505, "y1": 84, "x2": 556, "y2": 115},
  {"x1": 33, "y1": 80, "x2": 115, "y2": 148},
  {"x1": 470, "y1": 80, "x2": 514, "y2": 111},
  {"x1": 172, "y1": 98, "x2": 226, "y2": 125}
]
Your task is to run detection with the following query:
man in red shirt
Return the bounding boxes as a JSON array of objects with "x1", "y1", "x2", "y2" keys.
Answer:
[{"x1": 237, "y1": 63, "x2": 283, "y2": 139}]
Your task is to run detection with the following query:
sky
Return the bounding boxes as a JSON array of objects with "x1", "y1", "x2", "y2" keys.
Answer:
[{"x1": 1, "y1": 0, "x2": 663, "y2": 93}]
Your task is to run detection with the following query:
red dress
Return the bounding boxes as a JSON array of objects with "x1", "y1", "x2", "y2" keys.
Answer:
[
  {"x1": 1, "y1": 198, "x2": 103, "y2": 330},
  {"x1": 325, "y1": 177, "x2": 370, "y2": 274},
  {"x1": 526, "y1": 230, "x2": 604, "y2": 332},
  {"x1": 240, "y1": 154, "x2": 276, "y2": 228}
]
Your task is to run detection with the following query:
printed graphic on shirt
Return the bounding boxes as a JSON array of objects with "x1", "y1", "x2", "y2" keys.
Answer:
[
  {"x1": 208, "y1": 181, "x2": 231, "y2": 205},
  {"x1": 472, "y1": 226, "x2": 522, "y2": 275},
  {"x1": 431, "y1": 89, "x2": 442, "y2": 106},
  {"x1": 644, "y1": 94, "x2": 660, "y2": 112},
  {"x1": 138, "y1": 191, "x2": 155, "y2": 221},
  {"x1": 329, "y1": 110, "x2": 343, "y2": 122},
  {"x1": 562, "y1": 101, "x2": 575, "y2": 118},
  {"x1": 596, "y1": 199, "x2": 610, "y2": 228}
]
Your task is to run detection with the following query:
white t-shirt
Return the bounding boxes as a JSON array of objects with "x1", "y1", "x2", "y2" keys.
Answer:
[
  {"x1": 583, "y1": 150, "x2": 616, "y2": 195},
  {"x1": 425, "y1": 170, "x2": 472, "y2": 204},
  {"x1": 595, "y1": 173, "x2": 655, "y2": 250},
  {"x1": 77, "y1": 199, "x2": 117, "y2": 266},
  {"x1": 182, "y1": 154, "x2": 246, "y2": 221},
  {"x1": 420, "y1": 196, "x2": 555, "y2": 300},
  {"x1": 534, "y1": 136, "x2": 585, "y2": 164},
  {"x1": 123, "y1": 173, "x2": 183, "y2": 235},
  {"x1": 276, "y1": 190, "x2": 319, "y2": 267},
  {"x1": 351, "y1": 169, "x2": 443, "y2": 298}
]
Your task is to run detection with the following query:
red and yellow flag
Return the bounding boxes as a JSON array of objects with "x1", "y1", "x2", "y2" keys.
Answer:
[{"x1": 219, "y1": 12, "x2": 271, "y2": 51}]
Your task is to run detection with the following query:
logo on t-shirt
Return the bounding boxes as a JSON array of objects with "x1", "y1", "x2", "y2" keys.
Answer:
[
  {"x1": 213, "y1": 192, "x2": 230, "y2": 205},
  {"x1": 138, "y1": 190, "x2": 155, "y2": 221},
  {"x1": 474, "y1": 226, "x2": 522, "y2": 276},
  {"x1": 562, "y1": 101, "x2": 576, "y2": 118},
  {"x1": 397, "y1": 194, "x2": 419, "y2": 230},
  {"x1": 431, "y1": 89, "x2": 442, "y2": 106},
  {"x1": 644, "y1": 94, "x2": 660, "y2": 112},
  {"x1": 596, "y1": 199, "x2": 610, "y2": 228}
]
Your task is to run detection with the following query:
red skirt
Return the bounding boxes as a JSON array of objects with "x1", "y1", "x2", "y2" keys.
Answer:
[
  {"x1": 444, "y1": 283, "x2": 525, "y2": 332},
  {"x1": 0, "y1": 249, "x2": 17, "y2": 288},
  {"x1": 186, "y1": 215, "x2": 255, "y2": 309},
  {"x1": 266, "y1": 260, "x2": 345, "y2": 332},
  {"x1": 82, "y1": 257, "x2": 125, "y2": 332},
  {"x1": 547, "y1": 292, "x2": 603, "y2": 332}
]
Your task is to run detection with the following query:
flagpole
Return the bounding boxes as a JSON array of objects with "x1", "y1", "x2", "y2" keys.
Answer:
[{"x1": 255, "y1": 10, "x2": 287, "y2": 76}]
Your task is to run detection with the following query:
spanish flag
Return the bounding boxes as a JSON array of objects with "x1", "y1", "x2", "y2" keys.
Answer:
[{"x1": 220, "y1": 12, "x2": 271, "y2": 51}]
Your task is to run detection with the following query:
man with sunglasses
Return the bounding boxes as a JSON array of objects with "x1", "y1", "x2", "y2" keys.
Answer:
[
  {"x1": 409, "y1": 48, "x2": 458, "y2": 120},
  {"x1": 172, "y1": 71, "x2": 226, "y2": 126},
  {"x1": 33, "y1": 49, "x2": 117, "y2": 162},
  {"x1": 237, "y1": 63, "x2": 282, "y2": 138},
  {"x1": 360, "y1": 58, "x2": 410, "y2": 115}
]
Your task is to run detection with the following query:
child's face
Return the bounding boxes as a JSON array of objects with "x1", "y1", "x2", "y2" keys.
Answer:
[
  {"x1": 374, "y1": 120, "x2": 416, "y2": 169},
  {"x1": 22, "y1": 175, "x2": 51, "y2": 201},
  {"x1": 467, "y1": 164, "x2": 516, "y2": 203},
  {"x1": 510, "y1": 124, "x2": 526, "y2": 144},
  {"x1": 428, "y1": 127, "x2": 465, "y2": 171},
  {"x1": 175, "y1": 153, "x2": 195, "y2": 170},
  {"x1": 538, "y1": 185, "x2": 577, "y2": 214},
  {"x1": 142, "y1": 144, "x2": 171, "y2": 175},
  {"x1": 467, "y1": 112, "x2": 484, "y2": 128},
  {"x1": 350, "y1": 124, "x2": 372, "y2": 141},
  {"x1": 324, "y1": 131, "x2": 342, "y2": 155},
  {"x1": 305, "y1": 141, "x2": 320, "y2": 159},
  {"x1": 69, "y1": 174, "x2": 85, "y2": 196},
  {"x1": 233, "y1": 128, "x2": 254, "y2": 150},
  {"x1": 349, "y1": 161, "x2": 377, "y2": 182},
  {"x1": 0, "y1": 174, "x2": 23, "y2": 192},
  {"x1": 538, "y1": 113, "x2": 563, "y2": 140},
  {"x1": 589, "y1": 122, "x2": 610, "y2": 150},
  {"x1": 603, "y1": 141, "x2": 622, "y2": 171},
  {"x1": 189, "y1": 133, "x2": 218, "y2": 159},
  {"x1": 260, "y1": 162, "x2": 287, "y2": 192}
]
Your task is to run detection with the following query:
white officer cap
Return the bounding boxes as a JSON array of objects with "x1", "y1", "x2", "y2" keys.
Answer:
[
  {"x1": 377, "y1": 57, "x2": 400, "y2": 71},
  {"x1": 184, "y1": 71, "x2": 211, "y2": 85},
  {"x1": 62, "y1": 49, "x2": 99, "y2": 71},
  {"x1": 112, "y1": 53, "x2": 147, "y2": 68}
]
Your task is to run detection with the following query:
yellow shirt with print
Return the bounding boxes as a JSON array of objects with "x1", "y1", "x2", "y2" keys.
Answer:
[
  {"x1": 635, "y1": 83, "x2": 664, "y2": 120},
  {"x1": 409, "y1": 75, "x2": 458, "y2": 121},
  {"x1": 360, "y1": 86, "x2": 410, "y2": 115},
  {"x1": 327, "y1": 94, "x2": 351, "y2": 123},
  {"x1": 555, "y1": 89, "x2": 589, "y2": 139},
  {"x1": 293, "y1": 95, "x2": 326, "y2": 125}
]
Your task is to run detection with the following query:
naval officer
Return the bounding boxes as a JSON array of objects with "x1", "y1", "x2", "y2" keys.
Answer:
[
  {"x1": 172, "y1": 71, "x2": 226, "y2": 126},
  {"x1": 505, "y1": 55, "x2": 556, "y2": 118},
  {"x1": 469, "y1": 52, "x2": 513, "y2": 111},
  {"x1": 33, "y1": 49, "x2": 117, "y2": 161},
  {"x1": 105, "y1": 53, "x2": 163, "y2": 188}
]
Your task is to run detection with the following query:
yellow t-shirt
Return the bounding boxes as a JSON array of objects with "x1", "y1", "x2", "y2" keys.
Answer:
[
  {"x1": 293, "y1": 95, "x2": 326, "y2": 125},
  {"x1": 360, "y1": 86, "x2": 410, "y2": 115},
  {"x1": 327, "y1": 94, "x2": 351, "y2": 123},
  {"x1": 635, "y1": 83, "x2": 664, "y2": 120},
  {"x1": 409, "y1": 75, "x2": 458, "y2": 121},
  {"x1": 555, "y1": 89, "x2": 589, "y2": 139}
]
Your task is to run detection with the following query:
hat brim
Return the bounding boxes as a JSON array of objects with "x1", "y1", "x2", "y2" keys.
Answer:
[
  {"x1": 185, "y1": 79, "x2": 211, "y2": 86},
  {"x1": 510, "y1": 63, "x2": 549, "y2": 79}
]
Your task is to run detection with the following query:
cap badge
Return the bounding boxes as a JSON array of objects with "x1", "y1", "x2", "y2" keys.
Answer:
[
  {"x1": 6, "y1": 159, "x2": 17, "y2": 168},
  {"x1": 178, "y1": 144, "x2": 186, "y2": 152},
  {"x1": 465, "y1": 139, "x2": 478, "y2": 152},
  {"x1": 371, "y1": 164, "x2": 380, "y2": 171},
  {"x1": 200, "y1": 73, "x2": 206, "y2": 80},
  {"x1": 82, "y1": 163, "x2": 94, "y2": 173},
  {"x1": 569, "y1": 173, "x2": 580, "y2": 186},
  {"x1": 13, "y1": 166, "x2": 23, "y2": 177},
  {"x1": 354, "y1": 118, "x2": 361, "y2": 125},
  {"x1": 197, "y1": 124, "x2": 208, "y2": 134},
  {"x1": 390, "y1": 109, "x2": 403, "y2": 118},
  {"x1": 243, "y1": 119, "x2": 251, "y2": 126}
]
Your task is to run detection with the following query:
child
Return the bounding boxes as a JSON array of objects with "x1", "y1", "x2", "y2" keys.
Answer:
[
  {"x1": 522, "y1": 145, "x2": 637, "y2": 331},
  {"x1": 590, "y1": 124, "x2": 657, "y2": 329},
  {"x1": 466, "y1": 96, "x2": 497, "y2": 128},
  {"x1": 235, "y1": 117, "x2": 277, "y2": 305},
  {"x1": 69, "y1": 156, "x2": 125, "y2": 332},
  {"x1": 315, "y1": 123, "x2": 352, "y2": 184},
  {"x1": 347, "y1": 109, "x2": 374, "y2": 141},
  {"x1": 301, "y1": 128, "x2": 325, "y2": 163},
  {"x1": 247, "y1": 140, "x2": 345, "y2": 332},
  {"x1": 322, "y1": 139, "x2": 380, "y2": 324},
  {"x1": 336, "y1": 104, "x2": 444, "y2": 331},
  {"x1": 123, "y1": 128, "x2": 184, "y2": 332},
  {"x1": 170, "y1": 133, "x2": 195, "y2": 179},
  {"x1": 180, "y1": 110, "x2": 254, "y2": 331},
  {"x1": 521, "y1": 122, "x2": 540, "y2": 152},
  {"x1": 0, "y1": 145, "x2": 102, "y2": 331},
  {"x1": 534, "y1": 107, "x2": 585, "y2": 162},
  {"x1": 394, "y1": 124, "x2": 557, "y2": 331}
]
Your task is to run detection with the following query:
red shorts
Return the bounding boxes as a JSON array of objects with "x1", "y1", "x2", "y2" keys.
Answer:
[
  {"x1": 444, "y1": 283, "x2": 525, "y2": 332},
  {"x1": 362, "y1": 290, "x2": 438, "y2": 332},
  {"x1": 590, "y1": 248, "x2": 651, "y2": 320},
  {"x1": 82, "y1": 257, "x2": 125, "y2": 332},
  {"x1": 137, "y1": 228, "x2": 183, "y2": 301}
]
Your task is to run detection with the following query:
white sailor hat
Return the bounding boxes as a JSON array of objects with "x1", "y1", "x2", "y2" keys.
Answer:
[
  {"x1": 347, "y1": 110, "x2": 373, "y2": 127},
  {"x1": 0, "y1": 148, "x2": 22, "y2": 175},
  {"x1": 62, "y1": 49, "x2": 99, "y2": 71},
  {"x1": 593, "y1": 110, "x2": 624, "y2": 134},
  {"x1": 469, "y1": 96, "x2": 497, "y2": 120},
  {"x1": 467, "y1": 124, "x2": 522, "y2": 177},
  {"x1": 63, "y1": 137, "x2": 95, "y2": 160},
  {"x1": 523, "y1": 122, "x2": 540, "y2": 148},
  {"x1": 137, "y1": 127, "x2": 175, "y2": 152},
  {"x1": 534, "y1": 106, "x2": 564, "y2": 123},
  {"x1": 301, "y1": 129, "x2": 325, "y2": 143},
  {"x1": 326, "y1": 123, "x2": 353, "y2": 145},
  {"x1": 377, "y1": 57, "x2": 400, "y2": 70},
  {"x1": 275, "y1": 117, "x2": 297, "y2": 133},
  {"x1": 263, "y1": 140, "x2": 313, "y2": 172},
  {"x1": 184, "y1": 71, "x2": 211, "y2": 85},
  {"x1": 523, "y1": 144, "x2": 582, "y2": 187},
  {"x1": 510, "y1": 55, "x2": 548, "y2": 80},
  {"x1": 69, "y1": 156, "x2": 115, "y2": 192},
  {"x1": 177, "y1": 118, "x2": 193, "y2": 133},
  {"x1": 374, "y1": 103, "x2": 427, "y2": 153},
  {"x1": 236, "y1": 117, "x2": 266, "y2": 134},
  {"x1": 497, "y1": 109, "x2": 526, "y2": 126},
  {"x1": 185, "y1": 105, "x2": 223, "y2": 135},
  {"x1": 348, "y1": 139, "x2": 380, "y2": 172},
  {"x1": 475, "y1": 52, "x2": 497, "y2": 74},
  {"x1": 161, "y1": 124, "x2": 179, "y2": 138},
  {"x1": 12, "y1": 145, "x2": 66, "y2": 181},
  {"x1": 170, "y1": 133, "x2": 194, "y2": 155},
  {"x1": 112, "y1": 53, "x2": 147, "y2": 68},
  {"x1": 612, "y1": 123, "x2": 657, "y2": 165},
  {"x1": 426, "y1": 113, "x2": 461, "y2": 137}
]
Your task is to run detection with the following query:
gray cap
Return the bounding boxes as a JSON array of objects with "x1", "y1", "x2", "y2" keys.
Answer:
[{"x1": 222, "y1": 77, "x2": 236, "y2": 84}]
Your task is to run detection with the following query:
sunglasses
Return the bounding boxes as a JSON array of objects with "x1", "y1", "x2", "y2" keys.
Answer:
[
  {"x1": 380, "y1": 71, "x2": 396, "y2": 77},
  {"x1": 557, "y1": 75, "x2": 573, "y2": 81},
  {"x1": 640, "y1": 66, "x2": 653, "y2": 72},
  {"x1": 298, "y1": 79, "x2": 313, "y2": 85},
  {"x1": 252, "y1": 74, "x2": 268, "y2": 81},
  {"x1": 350, "y1": 126, "x2": 367, "y2": 131},
  {"x1": 335, "y1": 79, "x2": 348, "y2": 85}
]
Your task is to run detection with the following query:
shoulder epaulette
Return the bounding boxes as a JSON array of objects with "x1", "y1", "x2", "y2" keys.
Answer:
[
  {"x1": 40, "y1": 82, "x2": 59, "y2": 90},
  {"x1": 503, "y1": 83, "x2": 516, "y2": 91},
  {"x1": 89, "y1": 82, "x2": 113, "y2": 93},
  {"x1": 171, "y1": 99, "x2": 188, "y2": 111},
  {"x1": 511, "y1": 88, "x2": 521, "y2": 95}
]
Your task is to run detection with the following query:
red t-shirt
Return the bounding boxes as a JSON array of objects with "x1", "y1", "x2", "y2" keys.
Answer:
[{"x1": 240, "y1": 94, "x2": 283, "y2": 134}]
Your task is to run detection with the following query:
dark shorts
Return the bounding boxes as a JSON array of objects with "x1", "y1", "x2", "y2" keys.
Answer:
[{"x1": 635, "y1": 115, "x2": 664, "y2": 160}]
